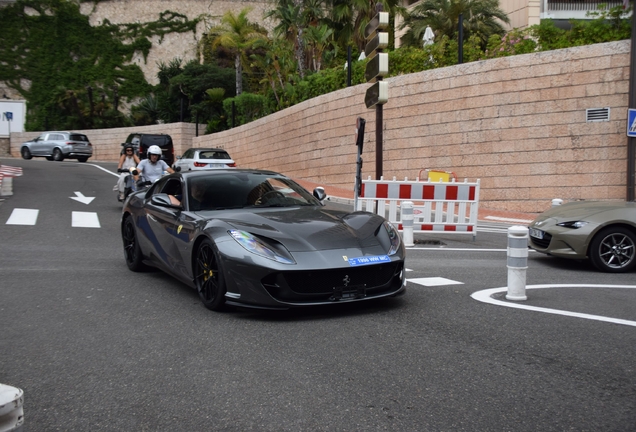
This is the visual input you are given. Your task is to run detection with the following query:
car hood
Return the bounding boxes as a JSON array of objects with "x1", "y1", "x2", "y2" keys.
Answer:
[
  {"x1": 205, "y1": 207, "x2": 388, "y2": 252},
  {"x1": 531, "y1": 201, "x2": 636, "y2": 224}
]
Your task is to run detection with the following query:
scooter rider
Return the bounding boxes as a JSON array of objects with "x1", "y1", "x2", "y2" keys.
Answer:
[
  {"x1": 116, "y1": 144, "x2": 140, "y2": 200},
  {"x1": 136, "y1": 145, "x2": 174, "y2": 185}
]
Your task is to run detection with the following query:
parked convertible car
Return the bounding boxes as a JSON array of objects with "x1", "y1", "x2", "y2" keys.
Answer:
[
  {"x1": 121, "y1": 169, "x2": 406, "y2": 311},
  {"x1": 528, "y1": 201, "x2": 636, "y2": 273}
]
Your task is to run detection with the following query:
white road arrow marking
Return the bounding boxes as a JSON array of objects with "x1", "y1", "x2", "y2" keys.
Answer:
[{"x1": 70, "y1": 191, "x2": 95, "y2": 205}]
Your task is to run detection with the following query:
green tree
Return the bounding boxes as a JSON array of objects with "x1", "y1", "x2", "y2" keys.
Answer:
[
  {"x1": 208, "y1": 8, "x2": 267, "y2": 95},
  {"x1": 401, "y1": 0, "x2": 509, "y2": 49}
]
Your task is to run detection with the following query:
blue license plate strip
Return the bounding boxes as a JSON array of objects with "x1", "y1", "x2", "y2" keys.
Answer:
[{"x1": 348, "y1": 255, "x2": 390, "y2": 267}]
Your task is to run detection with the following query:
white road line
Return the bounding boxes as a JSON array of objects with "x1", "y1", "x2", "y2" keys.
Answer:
[
  {"x1": 408, "y1": 277, "x2": 464, "y2": 287},
  {"x1": 471, "y1": 284, "x2": 636, "y2": 327},
  {"x1": 6, "y1": 208, "x2": 39, "y2": 225},
  {"x1": 87, "y1": 163, "x2": 120, "y2": 178},
  {"x1": 72, "y1": 211, "x2": 100, "y2": 228},
  {"x1": 484, "y1": 216, "x2": 534, "y2": 224}
]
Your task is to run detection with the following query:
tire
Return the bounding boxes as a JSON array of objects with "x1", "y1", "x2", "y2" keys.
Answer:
[
  {"x1": 53, "y1": 148, "x2": 64, "y2": 161},
  {"x1": 122, "y1": 216, "x2": 147, "y2": 272},
  {"x1": 21, "y1": 147, "x2": 32, "y2": 160},
  {"x1": 77, "y1": 157, "x2": 88, "y2": 162},
  {"x1": 589, "y1": 227, "x2": 636, "y2": 273},
  {"x1": 45, "y1": 156, "x2": 54, "y2": 161},
  {"x1": 194, "y1": 239, "x2": 226, "y2": 311}
]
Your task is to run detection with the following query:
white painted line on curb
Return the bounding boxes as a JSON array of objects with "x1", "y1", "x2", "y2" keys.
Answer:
[
  {"x1": 485, "y1": 216, "x2": 534, "y2": 224},
  {"x1": 72, "y1": 211, "x2": 100, "y2": 228},
  {"x1": 471, "y1": 284, "x2": 636, "y2": 327},
  {"x1": 6, "y1": 208, "x2": 39, "y2": 225}
]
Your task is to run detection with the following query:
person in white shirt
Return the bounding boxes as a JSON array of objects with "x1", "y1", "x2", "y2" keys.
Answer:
[{"x1": 137, "y1": 145, "x2": 174, "y2": 185}]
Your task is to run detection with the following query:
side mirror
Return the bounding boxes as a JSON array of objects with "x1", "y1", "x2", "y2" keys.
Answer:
[
  {"x1": 313, "y1": 187, "x2": 326, "y2": 201},
  {"x1": 176, "y1": 156, "x2": 182, "y2": 160},
  {"x1": 151, "y1": 193, "x2": 181, "y2": 209}
]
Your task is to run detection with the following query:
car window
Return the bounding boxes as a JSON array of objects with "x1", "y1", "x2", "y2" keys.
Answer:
[
  {"x1": 69, "y1": 134, "x2": 88, "y2": 142},
  {"x1": 183, "y1": 149, "x2": 195, "y2": 159},
  {"x1": 199, "y1": 151, "x2": 230, "y2": 160}
]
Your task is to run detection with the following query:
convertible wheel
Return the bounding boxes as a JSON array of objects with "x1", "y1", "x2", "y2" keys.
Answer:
[
  {"x1": 21, "y1": 147, "x2": 32, "y2": 160},
  {"x1": 53, "y1": 148, "x2": 64, "y2": 161},
  {"x1": 589, "y1": 227, "x2": 636, "y2": 273},
  {"x1": 194, "y1": 239, "x2": 226, "y2": 311},
  {"x1": 122, "y1": 216, "x2": 147, "y2": 271}
]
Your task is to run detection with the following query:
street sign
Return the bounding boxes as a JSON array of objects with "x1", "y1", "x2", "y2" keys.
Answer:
[
  {"x1": 3, "y1": 112, "x2": 13, "y2": 121},
  {"x1": 365, "y1": 32, "x2": 389, "y2": 60},
  {"x1": 364, "y1": 11, "x2": 389, "y2": 40},
  {"x1": 365, "y1": 53, "x2": 389, "y2": 83},
  {"x1": 628, "y1": 108, "x2": 636, "y2": 137},
  {"x1": 365, "y1": 81, "x2": 388, "y2": 109}
]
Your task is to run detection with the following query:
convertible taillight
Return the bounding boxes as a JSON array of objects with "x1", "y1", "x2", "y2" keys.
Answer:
[{"x1": 194, "y1": 162, "x2": 207, "y2": 167}]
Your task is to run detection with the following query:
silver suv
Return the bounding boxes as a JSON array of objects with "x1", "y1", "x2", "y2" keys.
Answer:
[{"x1": 20, "y1": 131, "x2": 93, "y2": 162}]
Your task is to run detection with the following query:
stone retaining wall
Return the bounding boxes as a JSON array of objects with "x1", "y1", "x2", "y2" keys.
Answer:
[{"x1": 190, "y1": 40, "x2": 632, "y2": 213}]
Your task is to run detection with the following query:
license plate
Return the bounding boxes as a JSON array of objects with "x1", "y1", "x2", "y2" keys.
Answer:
[
  {"x1": 210, "y1": 163, "x2": 226, "y2": 168},
  {"x1": 529, "y1": 228, "x2": 544, "y2": 239}
]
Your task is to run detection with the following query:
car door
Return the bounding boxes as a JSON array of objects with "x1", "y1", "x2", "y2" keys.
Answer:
[
  {"x1": 177, "y1": 149, "x2": 194, "y2": 171},
  {"x1": 30, "y1": 133, "x2": 48, "y2": 155},
  {"x1": 143, "y1": 177, "x2": 188, "y2": 275}
]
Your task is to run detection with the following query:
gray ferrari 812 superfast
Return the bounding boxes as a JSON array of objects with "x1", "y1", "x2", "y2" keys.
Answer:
[{"x1": 121, "y1": 169, "x2": 406, "y2": 311}]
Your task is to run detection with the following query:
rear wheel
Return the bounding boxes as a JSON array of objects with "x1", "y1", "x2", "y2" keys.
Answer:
[
  {"x1": 77, "y1": 156, "x2": 88, "y2": 162},
  {"x1": 21, "y1": 147, "x2": 32, "y2": 160},
  {"x1": 589, "y1": 227, "x2": 636, "y2": 273},
  {"x1": 53, "y1": 148, "x2": 64, "y2": 161},
  {"x1": 194, "y1": 239, "x2": 226, "y2": 311},
  {"x1": 122, "y1": 216, "x2": 147, "y2": 271}
]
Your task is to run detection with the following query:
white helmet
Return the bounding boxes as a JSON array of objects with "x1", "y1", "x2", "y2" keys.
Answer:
[{"x1": 147, "y1": 145, "x2": 162, "y2": 156}]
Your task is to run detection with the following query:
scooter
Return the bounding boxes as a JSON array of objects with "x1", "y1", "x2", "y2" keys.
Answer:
[{"x1": 116, "y1": 167, "x2": 139, "y2": 202}]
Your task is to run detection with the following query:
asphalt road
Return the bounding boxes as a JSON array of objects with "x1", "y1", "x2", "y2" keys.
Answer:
[{"x1": 1, "y1": 157, "x2": 635, "y2": 431}]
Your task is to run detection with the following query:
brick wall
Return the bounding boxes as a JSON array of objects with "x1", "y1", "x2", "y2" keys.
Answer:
[{"x1": 191, "y1": 40, "x2": 632, "y2": 214}]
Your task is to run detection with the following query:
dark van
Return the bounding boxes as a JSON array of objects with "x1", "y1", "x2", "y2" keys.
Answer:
[{"x1": 124, "y1": 133, "x2": 174, "y2": 166}]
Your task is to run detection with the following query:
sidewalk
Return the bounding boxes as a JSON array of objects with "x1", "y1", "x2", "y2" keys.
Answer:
[{"x1": 294, "y1": 178, "x2": 538, "y2": 225}]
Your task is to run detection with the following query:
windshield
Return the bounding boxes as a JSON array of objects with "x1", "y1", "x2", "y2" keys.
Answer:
[{"x1": 187, "y1": 172, "x2": 321, "y2": 211}]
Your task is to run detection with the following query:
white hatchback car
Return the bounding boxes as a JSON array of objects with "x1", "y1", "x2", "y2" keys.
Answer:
[{"x1": 174, "y1": 148, "x2": 236, "y2": 171}]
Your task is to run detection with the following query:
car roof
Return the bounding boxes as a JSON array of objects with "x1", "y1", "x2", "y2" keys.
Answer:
[
  {"x1": 188, "y1": 147, "x2": 228, "y2": 152},
  {"x1": 179, "y1": 168, "x2": 280, "y2": 178}
]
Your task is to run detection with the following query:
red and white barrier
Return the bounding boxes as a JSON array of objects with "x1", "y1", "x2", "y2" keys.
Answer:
[
  {"x1": 0, "y1": 165, "x2": 23, "y2": 197},
  {"x1": 356, "y1": 176, "x2": 480, "y2": 238}
]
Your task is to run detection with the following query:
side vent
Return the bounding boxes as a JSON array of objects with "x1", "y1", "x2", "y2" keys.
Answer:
[{"x1": 586, "y1": 107, "x2": 610, "y2": 122}]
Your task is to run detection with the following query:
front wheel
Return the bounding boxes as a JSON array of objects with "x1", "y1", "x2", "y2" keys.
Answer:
[
  {"x1": 53, "y1": 148, "x2": 64, "y2": 161},
  {"x1": 589, "y1": 227, "x2": 636, "y2": 273},
  {"x1": 21, "y1": 147, "x2": 32, "y2": 160},
  {"x1": 194, "y1": 239, "x2": 226, "y2": 311},
  {"x1": 122, "y1": 216, "x2": 147, "y2": 271}
]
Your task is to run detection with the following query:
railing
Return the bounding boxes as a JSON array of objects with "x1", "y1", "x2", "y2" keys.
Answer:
[{"x1": 547, "y1": 0, "x2": 623, "y2": 11}]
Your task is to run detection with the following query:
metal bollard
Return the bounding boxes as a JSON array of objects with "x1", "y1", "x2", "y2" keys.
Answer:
[
  {"x1": 506, "y1": 226, "x2": 528, "y2": 301},
  {"x1": 401, "y1": 201, "x2": 414, "y2": 247},
  {"x1": 0, "y1": 176, "x2": 13, "y2": 197},
  {"x1": 552, "y1": 198, "x2": 563, "y2": 207}
]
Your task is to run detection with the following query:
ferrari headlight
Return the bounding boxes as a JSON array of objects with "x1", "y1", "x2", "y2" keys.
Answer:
[
  {"x1": 229, "y1": 230, "x2": 295, "y2": 264},
  {"x1": 384, "y1": 221, "x2": 401, "y2": 256},
  {"x1": 556, "y1": 221, "x2": 589, "y2": 229}
]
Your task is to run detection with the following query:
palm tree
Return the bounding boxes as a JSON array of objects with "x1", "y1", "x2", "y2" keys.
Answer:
[
  {"x1": 302, "y1": 24, "x2": 334, "y2": 71},
  {"x1": 265, "y1": 1, "x2": 308, "y2": 79},
  {"x1": 209, "y1": 8, "x2": 267, "y2": 95},
  {"x1": 402, "y1": 0, "x2": 509, "y2": 48}
]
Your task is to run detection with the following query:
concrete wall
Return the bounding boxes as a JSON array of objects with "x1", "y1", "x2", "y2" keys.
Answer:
[{"x1": 191, "y1": 40, "x2": 632, "y2": 214}]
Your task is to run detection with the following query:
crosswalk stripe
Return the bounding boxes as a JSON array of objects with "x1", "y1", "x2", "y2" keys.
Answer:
[
  {"x1": 6, "y1": 208, "x2": 39, "y2": 225},
  {"x1": 71, "y1": 211, "x2": 100, "y2": 228}
]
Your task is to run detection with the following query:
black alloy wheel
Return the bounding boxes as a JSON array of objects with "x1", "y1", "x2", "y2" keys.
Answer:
[
  {"x1": 53, "y1": 148, "x2": 64, "y2": 161},
  {"x1": 589, "y1": 227, "x2": 636, "y2": 273},
  {"x1": 122, "y1": 216, "x2": 146, "y2": 271},
  {"x1": 21, "y1": 147, "x2": 32, "y2": 160},
  {"x1": 194, "y1": 239, "x2": 226, "y2": 311}
]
